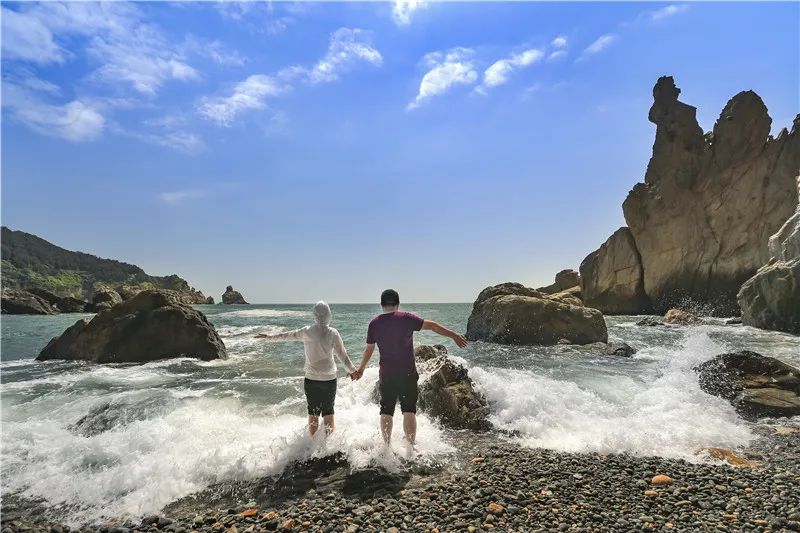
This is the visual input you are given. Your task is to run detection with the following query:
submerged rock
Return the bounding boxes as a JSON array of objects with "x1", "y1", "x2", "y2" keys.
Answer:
[
  {"x1": 580, "y1": 227, "x2": 652, "y2": 315},
  {"x1": 37, "y1": 289, "x2": 226, "y2": 363},
  {"x1": 737, "y1": 206, "x2": 800, "y2": 334},
  {"x1": 418, "y1": 352, "x2": 491, "y2": 431},
  {"x1": 694, "y1": 351, "x2": 800, "y2": 420},
  {"x1": 636, "y1": 317, "x2": 663, "y2": 327},
  {"x1": 466, "y1": 283, "x2": 607, "y2": 345},
  {"x1": 1, "y1": 288, "x2": 58, "y2": 315},
  {"x1": 606, "y1": 342, "x2": 636, "y2": 357},
  {"x1": 222, "y1": 285, "x2": 248, "y2": 305}
]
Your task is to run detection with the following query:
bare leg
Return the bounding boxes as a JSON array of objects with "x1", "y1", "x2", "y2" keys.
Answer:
[
  {"x1": 308, "y1": 415, "x2": 320, "y2": 436},
  {"x1": 380, "y1": 414, "x2": 393, "y2": 444},
  {"x1": 402, "y1": 412, "x2": 417, "y2": 446},
  {"x1": 322, "y1": 415, "x2": 335, "y2": 434}
]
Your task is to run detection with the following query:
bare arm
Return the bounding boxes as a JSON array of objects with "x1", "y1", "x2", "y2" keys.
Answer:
[
  {"x1": 421, "y1": 320, "x2": 468, "y2": 348},
  {"x1": 254, "y1": 329, "x2": 305, "y2": 341},
  {"x1": 333, "y1": 331, "x2": 357, "y2": 374},
  {"x1": 356, "y1": 343, "x2": 376, "y2": 376}
]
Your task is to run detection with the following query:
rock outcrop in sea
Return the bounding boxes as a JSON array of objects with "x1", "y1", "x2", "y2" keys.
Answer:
[
  {"x1": 37, "y1": 290, "x2": 226, "y2": 363},
  {"x1": 466, "y1": 282, "x2": 608, "y2": 345},
  {"x1": 222, "y1": 285, "x2": 248, "y2": 304},
  {"x1": 1, "y1": 288, "x2": 58, "y2": 315},
  {"x1": 581, "y1": 77, "x2": 800, "y2": 316},
  {"x1": 416, "y1": 345, "x2": 491, "y2": 431},
  {"x1": 694, "y1": 351, "x2": 800, "y2": 420},
  {"x1": 737, "y1": 192, "x2": 800, "y2": 334}
]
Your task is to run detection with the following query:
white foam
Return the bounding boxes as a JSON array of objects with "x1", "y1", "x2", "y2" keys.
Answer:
[
  {"x1": 471, "y1": 329, "x2": 754, "y2": 460},
  {"x1": 212, "y1": 309, "x2": 310, "y2": 319}
]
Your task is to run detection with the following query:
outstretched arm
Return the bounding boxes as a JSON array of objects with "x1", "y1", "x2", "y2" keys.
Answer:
[
  {"x1": 254, "y1": 329, "x2": 304, "y2": 341},
  {"x1": 421, "y1": 320, "x2": 468, "y2": 348}
]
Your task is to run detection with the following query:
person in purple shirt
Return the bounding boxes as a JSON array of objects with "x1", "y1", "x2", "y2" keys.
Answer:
[{"x1": 353, "y1": 289, "x2": 467, "y2": 447}]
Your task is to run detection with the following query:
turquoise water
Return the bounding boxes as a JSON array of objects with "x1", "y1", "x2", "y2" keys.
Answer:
[{"x1": 2, "y1": 303, "x2": 799, "y2": 524}]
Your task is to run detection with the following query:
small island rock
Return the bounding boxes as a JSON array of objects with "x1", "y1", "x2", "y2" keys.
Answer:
[{"x1": 222, "y1": 285, "x2": 248, "y2": 305}]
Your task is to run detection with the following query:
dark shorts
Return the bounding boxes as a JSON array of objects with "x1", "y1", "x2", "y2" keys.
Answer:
[
  {"x1": 379, "y1": 374, "x2": 419, "y2": 416},
  {"x1": 304, "y1": 378, "x2": 336, "y2": 416}
]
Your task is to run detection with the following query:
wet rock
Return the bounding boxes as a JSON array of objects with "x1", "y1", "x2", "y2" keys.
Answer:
[
  {"x1": 414, "y1": 344, "x2": 447, "y2": 362},
  {"x1": 37, "y1": 289, "x2": 226, "y2": 363},
  {"x1": 694, "y1": 351, "x2": 800, "y2": 420},
  {"x1": 466, "y1": 283, "x2": 608, "y2": 345},
  {"x1": 606, "y1": 342, "x2": 636, "y2": 357},
  {"x1": 652, "y1": 475, "x2": 673, "y2": 485},
  {"x1": 418, "y1": 355, "x2": 491, "y2": 431},
  {"x1": 636, "y1": 317, "x2": 663, "y2": 327},
  {"x1": 222, "y1": 285, "x2": 248, "y2": 305},
  {"x1": 1, "y1": 288, "x2": 58, "y2": 315}
]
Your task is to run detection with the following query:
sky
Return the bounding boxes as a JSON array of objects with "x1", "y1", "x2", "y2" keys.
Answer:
[{"x1": 2, "y1": 1, "x2": 798, "y2": 303}]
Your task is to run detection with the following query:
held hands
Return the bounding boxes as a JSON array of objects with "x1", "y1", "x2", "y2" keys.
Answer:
[{"x1": 350, "y1": 368, "x2": 364, "y2": 381}]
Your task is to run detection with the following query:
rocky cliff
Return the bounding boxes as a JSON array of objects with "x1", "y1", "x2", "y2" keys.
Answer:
[{"x1": 582, "y1": 77, "x2": 799, "y2": 315}]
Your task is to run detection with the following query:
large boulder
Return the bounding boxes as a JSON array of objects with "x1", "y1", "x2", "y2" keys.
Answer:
[
  {"x1": 222, "y1": 285, "x2": 248, "y2": 305},
  {"x1": 1, "y1": 288, "x2": 58, "y2": 314},
  {"x1": 619, "y1": 77, "x2": 800, "y2": 315},
  {"x1": 466, "y1": 283, "x2": 608, "y2": 345},
  {"x1": 37, "y1": 290, "x2": 226, "y2": 363},
  {"x1": 737, "y1": 206, "x2": 800, "y2": 334},
  {"x1": 580, "y1": 227, "x2": 652, "y2": 314},
  {"x1": 418, "y1": 351, "x2": 491, "y2": 431},
  {"x1": 27, "y1": 287, "x2": 89, "y2": 313},
  {"x1": 537, "y1": 269, "x2": 580, "y2": 295},
  {"x1": 694, "y1": 351, "x2": 800, "y2": 420},
  {"x1": 663, "y1": 308, "x2": 700, "y2": 326}
]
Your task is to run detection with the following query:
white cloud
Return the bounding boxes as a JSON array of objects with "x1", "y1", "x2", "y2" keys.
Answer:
[
  {"x1": 157, "y1": 189, "x2": 208, "y2": 205},
  {"x1": 408, "y1": 48, "x2": 477, "y2": 110},
  {"x1": 1, "y1": 6, "x2": 64, "y2": 64},
  {"x1": 579, "y1": 33, "x2": 618, "y2": 60},
  {"x1": 393, "y1": 0, "x2": 427, "y2": 26},
  {"x1": 197, "y1": 74, "x2": 285, "y2": 126},
  {"x1": 2, "y1": 82, "x2": 105, "y2": 142},
  {"x1": 480, "y1": 48, "x2": 544, "y2": 92},
  {"x1": 547, "y1": 49, "x2": 568, "y2": 62},
  {"x1": 650, "y1": 4, "x2": 689, "y2": 21},
  {"x1": 551, "y1": 36, "x2": 568, "y2": 48},
  {"x1": 2, "y1": 3, "x2": 198, "y2": 96},
  {"x1": 306, "y1": 28, "x2": 382, "y2": 84},
  {"x1": 183, "y1": 36, "x2": 247, "y2": 67}
]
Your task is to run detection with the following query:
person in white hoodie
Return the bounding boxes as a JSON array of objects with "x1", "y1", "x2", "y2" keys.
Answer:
[{"x1": 254, "y1": 301, "x2": 357, "y2": 435}]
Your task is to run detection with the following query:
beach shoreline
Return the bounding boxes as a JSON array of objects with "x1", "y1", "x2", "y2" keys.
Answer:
[{"x1": 3, "y1": 422, "x2": 798, "y2": 533}]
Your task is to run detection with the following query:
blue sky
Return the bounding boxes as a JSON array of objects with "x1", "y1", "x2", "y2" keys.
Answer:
[{"x1": 2, "y1": 1, "x2": 798, "y2": 303}]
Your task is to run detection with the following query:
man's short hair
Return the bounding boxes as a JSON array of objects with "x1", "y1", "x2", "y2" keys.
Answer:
[{"x1": 380, "y1": 289, "x2": 400, "y2": 307}]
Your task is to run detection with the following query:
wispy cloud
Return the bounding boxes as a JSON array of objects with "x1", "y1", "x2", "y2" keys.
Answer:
[
  {"x1": 649, "y1": 4, "x2": 689, "y2": 21},
  {"x1": 157, "y1": 189, "x2": 208, "y2": 205},
  {"x1": 551, "y1": 36, "x2": 568, "y2": 49},
  {"x1": 547, "y1": 49, "x2": 568, "y2": 62},
  {"x1": 393, "y1": 0, "x2": 427, "y2": 26},
  {"x1": 2, "y1": 82, "x2": 105, "y2": 142},
  {"x1": 182, "y1": 36, "x2": 247, "y2": 67},
  {"x1": 198, "y1": 28, "x2": 381, "y2": 126},
  {"x1": 579, "y1": 33, "x2": 618, "y2": 60},
  {"x1": 198, "y1": 74, "x2": 286, "y2": 126},
  {"x1": 0, "y1": 6, "x2": 64, "y2": 64},
  {"x1": 478, "y1": 48, "x2": 544, "y2": 93},
  {"x1": 306, "y1": 28, "x2": 382, "y2": 84},
  {"x1": 408, "y1": 48, "x2": 477, "y2": 110}
]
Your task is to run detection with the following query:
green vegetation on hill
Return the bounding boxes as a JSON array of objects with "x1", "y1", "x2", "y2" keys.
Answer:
[{"x1": 1, "y1": 227, "x2": 199, "y2": 300}]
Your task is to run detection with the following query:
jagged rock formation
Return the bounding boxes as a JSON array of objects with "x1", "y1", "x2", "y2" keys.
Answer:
[
  {"x1": 580, "y1": 227, "x2": 651, "y2": 314},
  {"x1": 37, "y1": 290, "x2": 226, "y2": 363},
  {"x1": 222, "y1": 285, "x2": 248, "y2": 305},
  {"x1": 581, "y1": 77, "x2": 800, "y2": 315},
  {"x1": 205, "y1": 296, "x2": 215, "y2": 304},
  {"x1": 737, "y1": 194, "x2": 800, "y2": 333},
  {"x1": 694, "y1": 351, "x2": 800, "y2": 420},
  {"x1": 537, "y1": 269, "x2": 580, "y2": 295},
  {"x1": 466, "y1": 282, "x2": 607, "y2": 345}
]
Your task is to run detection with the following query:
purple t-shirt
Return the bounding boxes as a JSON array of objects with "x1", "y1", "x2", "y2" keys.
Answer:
[{"x1": 367, "y1": 311, "x2": 425, "y2": 377}]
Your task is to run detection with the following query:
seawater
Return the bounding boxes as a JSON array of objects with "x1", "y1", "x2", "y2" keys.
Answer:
[{"x1": 2, "y1": 303, "x2": 799, "y2": 524}]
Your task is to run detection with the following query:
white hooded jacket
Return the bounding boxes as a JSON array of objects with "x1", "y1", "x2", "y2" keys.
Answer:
[{"x1": 263, "y1": 301, "x2": 356, "y2": 381}]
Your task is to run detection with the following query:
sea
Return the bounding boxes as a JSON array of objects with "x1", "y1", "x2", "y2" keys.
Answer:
[{"x1": 2, "y1": 303, "x2": 799, "y2": 524}]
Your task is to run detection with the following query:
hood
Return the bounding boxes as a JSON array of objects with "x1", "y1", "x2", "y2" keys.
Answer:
[{"x1": 313, "y1": 301, "x2": 331, "y2": 326}]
